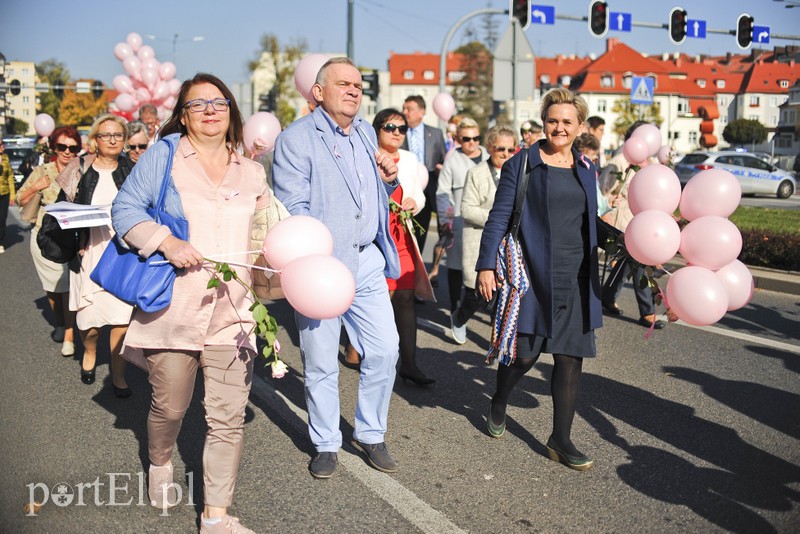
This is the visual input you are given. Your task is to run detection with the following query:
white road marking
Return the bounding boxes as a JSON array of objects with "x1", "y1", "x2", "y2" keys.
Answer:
[
  {"x1": 249, "y1": 376, "x2": 467, "y2": 534},
  {"x1": 675, "y1": 321, "x2": 800, "y2": 354}
]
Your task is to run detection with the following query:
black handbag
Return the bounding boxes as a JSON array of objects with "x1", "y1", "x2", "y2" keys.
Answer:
[
  {"x1": 37, "y1": 189, "x2": 83, "y2": 264},
  {"x1": 90, "y1": 139, "x2": 188, "y2": 312}
]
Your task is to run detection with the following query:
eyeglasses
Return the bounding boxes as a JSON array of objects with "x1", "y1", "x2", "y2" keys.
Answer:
[
  {"x1": 128, "y1": 143, "x2": 148, "y2": 151},
  {"x1": 96, "y1": 132, "x2": 125, "y2": 142},
  {"x1": 183, "y1": 98, "x2": 231, "y2": 113},
  {"x1": 381, "y1": 123, "x2": 408, "y2": 135},
  {"x1": 492, "y1": 146, "x2": 515, "y2": 154},
  {"x1": 55, "y1": 143, "x2": 81, "y2": 154},
  {"x1": 460, "y1": 135, "x2": 481, "y2": 143}
]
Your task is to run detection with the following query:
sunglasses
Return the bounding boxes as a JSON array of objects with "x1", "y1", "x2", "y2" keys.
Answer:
[
  {"x1": 56, "y1": 143, "x2": 81, "y2": 154},
  {"x1": 381, "y1": 123, "x2": 408, "y2": 135},
  {"x1": 128, "y1": 143, "x2": 148, "y2": 151},
  {"x1": 460, "y1": 135, "x2": 481, "y2": 143},
  {"x1": 521, "y1": 129, "x2": 533, "y2": 134},
  {"x1": 492, "y1": 146, "x2": 515, "y2": 154}
]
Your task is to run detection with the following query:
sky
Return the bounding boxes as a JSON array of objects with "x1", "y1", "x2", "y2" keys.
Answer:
[{"x1": 2, "y1": 0, "x2": 799, "y2": 91}]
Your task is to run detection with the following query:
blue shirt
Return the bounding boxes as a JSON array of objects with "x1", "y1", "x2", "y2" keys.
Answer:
[{"x1": 319, "y1": 108, "x2": 379, "y2": 247}]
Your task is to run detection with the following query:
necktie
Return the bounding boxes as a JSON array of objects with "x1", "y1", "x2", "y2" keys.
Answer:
[{"x1": 410, "y1": 128, "x2": 424, "y2": 164}]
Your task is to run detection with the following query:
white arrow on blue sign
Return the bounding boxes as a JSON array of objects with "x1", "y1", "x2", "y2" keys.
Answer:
[
  {"x1": 687, "y1": 19, "x2": 707, "y2": 39},
  {"x1": 609, "y1": 12, "x2": 632, "y2": 32},
  {"x1": 753, "y1": 25, "x2": 770, "y2": 44},
  {"x1": 530, "y1": 4, "x2": 555, "y2": 25},
  {"x1": 631, "y1": 76, "x2": 655, "y2": 105}
]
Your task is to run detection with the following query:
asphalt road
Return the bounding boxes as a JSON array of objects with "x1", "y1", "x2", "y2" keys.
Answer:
[{"x1": 1, "y1": 209, "x2": 798, "y2": 533}]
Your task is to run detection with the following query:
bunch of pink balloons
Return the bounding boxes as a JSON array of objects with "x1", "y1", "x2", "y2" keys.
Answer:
[
  {"x1": 262, "y1": 216, "x2": 355, "y2": 320},
  {"x1": 111, "y1": 32, "x2": 181, "y2": 119},
  {"x1": 664, "y1": 169, "x2": 753, "y2": 325},
  {"x1": 622, "y1": 123, "x2": 673, "y2": 166},
  {"x1": 432, "y1": 93, "x2": 456, "y2": 121}
]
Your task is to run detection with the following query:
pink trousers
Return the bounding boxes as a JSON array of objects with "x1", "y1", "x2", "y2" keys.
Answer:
[{"x1": 145, "y1": 345, "x2": 254, "y2": 508}]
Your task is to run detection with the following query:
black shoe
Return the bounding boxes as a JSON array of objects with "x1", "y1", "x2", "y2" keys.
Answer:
[
  {"x1": 113, "y1": 385, "x2": 132, "y2": 398},
  {"x1": 309, "y1": 452, "x2": 338, "y2": 479},
  {"x1": 397, "y1": 370, "x2": 435, "y2": 387},
  {"x1": 638, "y1": 316, "x2": 666, "y2": 330},
  {"x1": 545, "y1": 435, "x2": 594, "y2": 471},
  {"x1": 602, "y1": 302, "x2": 624, "y2": 316},
  {"x1": 352, "y1": 440, "x2": 398, "y2": 473},
  {"x1": 80, "y1": 363, "x2": 96, "y2": 385}
]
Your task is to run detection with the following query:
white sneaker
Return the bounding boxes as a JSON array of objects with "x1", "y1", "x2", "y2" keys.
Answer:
[
  {"x1": 61, "y1": 341, "x2": 75, "y2": 357},
  {"x1": 200, "y1": 514, "x2": 256, "y2": 534},
  {"x1": 0, "y1": 245, "x2": 5, "y2": 253},
  {"x1": 148, "y1": 462, "x2": 178, "y2": 509},
  {"x1": 450, "y1": 314, "x2": 467, "y2": 345}
]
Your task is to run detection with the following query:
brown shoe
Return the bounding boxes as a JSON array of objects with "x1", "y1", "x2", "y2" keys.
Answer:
[{"x1": 343, "y1": 344, "x2": 361, "y2": 369}]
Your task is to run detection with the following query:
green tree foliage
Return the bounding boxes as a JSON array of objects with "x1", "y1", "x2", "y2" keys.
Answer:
[
  {"x1": 249, "y1": 34, "x2": 307, "y2": 128},
  {"x1": 6, "y1": 117, "x2": 29, "y2": 136},
  {"x1": 722, "y1": 119, "x2": 768, "y2": 146},
  {"x1": 35, "y1": 59, "x2": 70, "y2": 124},
  {"x1": 611, "y1": 99, "x2": 663, "y2": 146},
  {"x1": 452, "y1": 41, "x2": 494, "y2": 131}
]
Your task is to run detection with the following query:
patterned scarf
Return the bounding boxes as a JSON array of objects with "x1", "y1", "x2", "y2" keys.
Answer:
[{"x1": 485, "y1": 232, "x2": 530, "y2": 365}]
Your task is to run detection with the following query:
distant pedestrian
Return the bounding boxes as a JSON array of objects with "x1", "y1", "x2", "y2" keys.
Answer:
[
  {"x1": 0, "y1": 139, "x2": 15, "y2": 253},
  {"x1": 138, "y1": 103, "x2": 160, "y2": 146},
  {"x1": 124, "y1": 120, "x2": 149, "y2": 164}
]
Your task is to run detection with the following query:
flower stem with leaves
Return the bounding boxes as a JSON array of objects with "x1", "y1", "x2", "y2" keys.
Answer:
[{"x1": 389, "y1": 198, "x2": 425, "y2": 235}]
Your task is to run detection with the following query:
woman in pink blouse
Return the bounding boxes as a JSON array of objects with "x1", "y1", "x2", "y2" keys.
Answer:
[{"x1": 112, "y1": 74, "x2": 267, "y2": 534}]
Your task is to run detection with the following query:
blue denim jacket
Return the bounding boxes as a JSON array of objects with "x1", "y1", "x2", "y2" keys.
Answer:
[{"x1": 112, "y1": 133, "x2": 186, "y2": 238}]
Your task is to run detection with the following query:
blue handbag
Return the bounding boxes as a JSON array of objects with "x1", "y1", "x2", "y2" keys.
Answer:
[{"x1": 90, "y1": 140, "x2": 188, "y2": 312}]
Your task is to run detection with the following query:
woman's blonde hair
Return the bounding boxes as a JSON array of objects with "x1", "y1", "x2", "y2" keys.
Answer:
[
  {"x1": 88, "y1": 113, "x2": 129, "y2": 153},
  {"x1": 456, "y1": 117, "x2": 479, "y2": 132},
  {"x1": 540, "y1": 88, "x2": 588, "y2": 125}
]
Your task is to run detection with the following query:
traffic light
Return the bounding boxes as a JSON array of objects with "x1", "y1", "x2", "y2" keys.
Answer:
[
  {"x1": 9, "y1": 79, "x2": 21, "y2": 96},
  {"x1": 362, "y1": 70, "x2": 379, "y2": 100},
  {"x1": 92, "y1": 80, "x2": 104, "y2": 99},
  {"x1": 588, "y1": 1, "x2": 609, "y2": 39},
  {"x1": 509, "y1": 0, "x2": 531, "y2": 31},
  {"x1": 52, "y1": 83, "x2": 64, "y2": 98},
  {"x1": 669, "y1": 7, "x2": 688, "y2": 45},
  {"x1": 736, "y1": 13, "x2": 754, "y2": 49},
  {"x1": 258, "y1": 88, "x2": 277, "y2": 112}
]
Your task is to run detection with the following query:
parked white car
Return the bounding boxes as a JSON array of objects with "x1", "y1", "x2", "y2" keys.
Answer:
[{"x1": 675, "y1": 151, "x2": 796, "y2": 199}]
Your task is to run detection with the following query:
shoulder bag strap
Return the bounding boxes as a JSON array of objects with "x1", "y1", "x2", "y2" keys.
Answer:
[
  {"x1": 507, "y1": 151, "x2": 530, "y2": 239},
  {"x1": 153, "y1": 139, "x2": 177, "y2": 220}
]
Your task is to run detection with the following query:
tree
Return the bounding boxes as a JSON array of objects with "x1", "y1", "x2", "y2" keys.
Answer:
[
  {"x1": 6, "y1": 117, "x2": 29, "y2": 136},
  {"x1": 722, "y1": 119, "x2": 768, "y2": 146},
  {"x1": 452, "y1": 41, "x2": 494, "y2": 131},
  {"x1": 35, "y1": 59, "x2": 70, "y2": 123},
  {"x1": 611, "y1": 99, "x2": 664, "y2": 146},
  {"x1": 249, "y1": 34, "x2": 307, "y2": 128},
  {"x1": 58, "y1": 89, "x2": 108, "y2": 127}
]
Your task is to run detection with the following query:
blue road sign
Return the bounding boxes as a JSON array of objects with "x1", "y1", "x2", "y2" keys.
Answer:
[
  {"x1": 631, "y1": 76, "x2": 655, "y2": 105},
  {"x1": 530, "y1": 4, "x2": 555, "y2": 25},
  {"x1": 753, "y1": 25, "x2": 771, "y2": 44},
  {"x1": 687, "y1": 19, "x2": 707, "y2": 39},
  {"x1": 609, "y1": 12, "x2": 632, "y2": 32}
]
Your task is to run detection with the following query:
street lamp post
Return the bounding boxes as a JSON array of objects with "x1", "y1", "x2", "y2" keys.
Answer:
[{"x1": 143, "y1": 34, "x2": 204, "y2": 60}]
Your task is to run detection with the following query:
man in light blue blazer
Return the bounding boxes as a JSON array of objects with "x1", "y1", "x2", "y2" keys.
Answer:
[{"x1": 272, "y1": 57, "x2": 402, "y2": 479}]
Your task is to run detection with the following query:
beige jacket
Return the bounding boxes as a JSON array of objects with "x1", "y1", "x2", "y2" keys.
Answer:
[
  {"x1": 460, "y1": 161, "x2": 499, "y2": 289},
  {"x1": 251, "y1": 191, "x2": 290, "y2": 301}
]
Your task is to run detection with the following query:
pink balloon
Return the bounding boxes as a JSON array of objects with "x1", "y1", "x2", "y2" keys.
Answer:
[
  {"x1": 168, "y1": 78, "x2": 182, "y2": 96},
  {"x1": 262, "y1": 215, "x2": 334, "y2": 270},
  {"x1": 632, "y1": 124, "x2": 662, "y2": 156},
  {"x1": 657, "y1": 145, "x2": 671, "y2": 165},
  {"x1": 136, "y1": 87, "x2": 151, "y2": 102},
  {"x1": 679, "y1": 169, "x2": 742, "y2": 221},
  {"x1": 33, "y1": 114, "x2": 55, "y2": 137},
  {"x1": 624, "y1": 210, "x2": 681, "y2": 266},
  {"x1": 137, "y1": 45, "x2": 155, "y2": 60},
  {"x1": 432, "y1": 93, "x2": 456, "y2": 121},
  {"x1": 417, "y1": 164, "x2": 429, "y2": 191},
  {"x1": 162, "y1": 96, "x2": 176, "y2": 110},
  {"x1": 115, "y1": 93, "x2": 136, "y2": 112},
  {"x1": 622, "y1": 137, "x2": 649, "y2": 165},
  {"x1": 714, "y1": 260, "x2": 754, "y2": 311},
  {"x1": 281, "y1": 255, "x2": 356, "y2": 320},
  {"x1": 112, "y1": 75, "x2": 134, "y2": 94},
  {"x1": 679, "y1": 216, "x2": 742, "y2": 271},
  {"x1": 627, "y1": 164, "x2": 682, "y2": 215},
  {"x1": 152, "y1": 81, "x2": 170, "y2": 103},
  {"x1": 244, "y1": 112, "x2": 282, "y2": 157},
  {"x1": 126, "y1": 32, "x2": 143, "y2": 52},
  {"x1": 293, "y1": 53, "x2": 330, "y2": 102},
  {"x1": 159, "y1": 62, "x2": 176, "y2": 80},
  {"x1": 666, "y1": 266, "x2": 729, "y2": 326},
  {"x1": 141, "y1": 68, "x2": 159, "y2": 91},
  {"x1": 114, "y1": 42, "x2": 133, "y2": 61},
  {"x1": 141, "y1": 57, "x2": 160, "y2": 71},
  {"x1": 123, "y1": 56, "x2": 142, "y2": 79}
]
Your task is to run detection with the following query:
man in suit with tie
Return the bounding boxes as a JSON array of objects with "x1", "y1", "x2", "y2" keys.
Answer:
[
  {"x1": 401, "y1": 95, "x2": 446, "y2": 254},
  {"x1": 273, "y1": 57, "x2": 402, "y2": 479}
]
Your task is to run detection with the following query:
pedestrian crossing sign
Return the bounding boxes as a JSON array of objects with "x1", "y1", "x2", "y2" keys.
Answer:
[{"x1": 630, "y1": 76, "x2": 654, "y2": 105}]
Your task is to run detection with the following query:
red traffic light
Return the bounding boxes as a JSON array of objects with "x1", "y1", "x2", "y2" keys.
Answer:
[
  {"x1": 509, "y1": 0, "x2": 531, "y2": 31},
  {"x1": 588, "y1": 1, "x2": 609, "y2": 39},
  {"x1": 669, "y1": 7, "x2": 688, "y2": 45},
  {"x1": 736, "y1": 13, "x2": 754, "y2": 49}
]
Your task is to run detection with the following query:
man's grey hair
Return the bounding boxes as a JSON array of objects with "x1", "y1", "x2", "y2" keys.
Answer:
[{"x1": 314, "y1": 57, "x2": 357, "y2": 87}]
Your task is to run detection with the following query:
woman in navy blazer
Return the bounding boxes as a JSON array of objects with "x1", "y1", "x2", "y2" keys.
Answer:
[{"x1": 476, "y1": 88, "x2": 614, "y2": 471}]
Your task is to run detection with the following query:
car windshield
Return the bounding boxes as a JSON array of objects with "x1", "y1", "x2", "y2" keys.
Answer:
[{"x1": 679, "y1": 154, "x2": 708, "y2": 165}]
